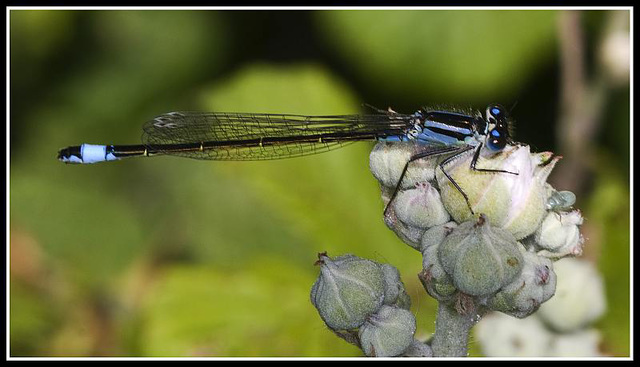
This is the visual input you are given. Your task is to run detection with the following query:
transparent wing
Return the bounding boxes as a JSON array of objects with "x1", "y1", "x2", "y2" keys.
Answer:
[{"x1": 142, "y1": 111, "x2": 412, "y2": 161}]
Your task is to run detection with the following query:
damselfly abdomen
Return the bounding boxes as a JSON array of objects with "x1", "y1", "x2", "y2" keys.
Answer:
[{"x1": 57, "y1": 104, "x2": 517, "y2": 214}]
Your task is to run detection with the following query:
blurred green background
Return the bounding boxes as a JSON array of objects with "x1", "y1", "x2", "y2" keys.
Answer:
[{"x1": 9, "y1": 9, "x2": 630, "y2": 357}]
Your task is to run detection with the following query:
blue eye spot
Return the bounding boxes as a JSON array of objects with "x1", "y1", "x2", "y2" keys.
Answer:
[
  {"x1": 491, "y1": 107, "x2": 501, "y2": 116},
  {"x1": 487, "y1": 128, "x2": 507, "y2": 151}
]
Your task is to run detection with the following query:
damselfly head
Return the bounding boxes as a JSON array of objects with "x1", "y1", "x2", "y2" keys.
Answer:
[{"x1": 485, "y1": 104, "x2": 511, "y2": 152}]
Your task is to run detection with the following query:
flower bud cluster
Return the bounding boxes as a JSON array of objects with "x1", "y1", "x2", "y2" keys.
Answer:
[
  {"x1": 310, "y1": 253, "x2": 428, "y2": 357},
  {"x1": 370, "y1": 140, "x2": 584, "y2": 317}
]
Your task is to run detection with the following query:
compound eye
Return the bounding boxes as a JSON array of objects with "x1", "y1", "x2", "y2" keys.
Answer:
[
  {"x1": 486, "y1": 104, "x2": 508, "y2": 124},
  {"x1": 487, "y1": 128, "x2": 507, "y2": 151},
  {"x1": 489, "y1": 104, "x2": 505, "y2": 117}
]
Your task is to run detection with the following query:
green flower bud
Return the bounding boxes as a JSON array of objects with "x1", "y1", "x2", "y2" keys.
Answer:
[
  {"x1": 382, "y1": 206, "x2": 426, "y2": 250},
  {"x1": 438, "y1": 215, "x2": 524, "y2": 296},
  {"x1": 485, "y1": 248, "x2": 556, "y2": 318},
  {"x1": 536, "y1": 258, "x2": 606, "y2": 333},
  {"x1": 420, "y1": 221, "x2": 457, "y2": 252},
  {"x1": 369, "y1": 141, "x2": 438, "y2": 189},
  {"x1": 534, "y1": 210, "x2": 584, "y2": 258},
  {"x1": 436, "y1": 145, "x2": 559, "y2": 239},
  {"x1": 379, "y1": 263, "x2": 411, "y2": 310},
  {"x1": 358, "y1": 305, "x2": 417, "y2": 357},
  {"x1": 402, "y1": 340, "x2": 433, "y2": 357},
  {"x1": 311, "y1": 254, "x2": 386, "y2": 330},
  {"x1": 420, "y1": 241, "x2": 457, "y2": 302},
  {"x1": 394, "y1": 181, "x2": 450, "y2": 229}
]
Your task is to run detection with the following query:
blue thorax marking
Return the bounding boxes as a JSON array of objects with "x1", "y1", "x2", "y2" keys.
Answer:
[{"x1": 378, "y1": 110, "x2": 479, "y2": 145}]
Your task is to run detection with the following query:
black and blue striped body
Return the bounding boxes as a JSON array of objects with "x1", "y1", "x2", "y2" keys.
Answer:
[
  {"x1": 57, "y1": 104, "x2": 515, "y2": 218},
  {"x1": 57, "y1": 105, "x2": 510, "y2": 164},
  {"x1": 381, "y1": 110, "x2": 484, "y2": 146}
]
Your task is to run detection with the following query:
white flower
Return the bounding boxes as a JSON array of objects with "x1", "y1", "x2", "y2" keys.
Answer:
[
  {"x1": 536, "y1": 258, "x2": 606, "y2": 332},
  {"x1": 549, "y1": 329, "x2": 603, "y2": 357},
  {"x1": 436, "y1": 144, "x2": 559, "y2": 239},
  {"x1": 475, "y1": 312, "x2": 553, "y2": 357},
  {"x1": 534, "y1": 210, "x2": 584, "y2": 258},
  {"x1": 600, "y1": 29, "x2": 630, "y2": 86},
  {"x1": 475, "y1": 312, "x2": 603, "y2": 357}
]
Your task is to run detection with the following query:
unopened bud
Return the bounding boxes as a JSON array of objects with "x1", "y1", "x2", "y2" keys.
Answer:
[
  {"x1": 311, "y1": 254, "x2": 385, "y2": 330},
  {"x1": 437, "y1": 145, "x2": 558, "y2": 239},
  {"x1": 358, "y1": 305, "x2": 417, "y2": 357},
  {"x1": 402, "y1": 340, "x2": 433, "y2": 357},
  {"x1": 394, "y1": 181, "x2": 450, "y2": 229},
  {"x1": 420, "y1": 242, "x2": 457, "y2": 302},
  {"x1": 383, "y1": 205, "x2": 426, "y2": 250},
  {"x1": 420, "y1": 221, "x2": 457, "y2": 252},
  {"x1": 485, "y1": 249, "x2": 557, "y2": 318},
  {"x1": 379, "y1": 263, "x2": 411, "y2": 310},
  {"x1": 438, "y1": 215, "x2": 524, "y2": 296},
  {"x1": 370, "y1": 141, "x2": 438, "y2": 189}
]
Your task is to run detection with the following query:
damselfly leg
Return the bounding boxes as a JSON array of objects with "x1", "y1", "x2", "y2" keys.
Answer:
[
  {"x1": 362, "y1": 103, "x2": 400, "y2": 116},
  {"x1": 383, "y1": 145, "x2": 470, "y2": 218},
  {"x1": 383, "y1": 143, "x2": 520, "y2": 218},
  {"x1": 469, "y1": 143, "x2": 519, "y2": 175}
]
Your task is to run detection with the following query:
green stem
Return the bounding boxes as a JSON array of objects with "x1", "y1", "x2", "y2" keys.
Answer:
[{"x1": 430, "y1": 302, "x2": 478, "y2": 357}]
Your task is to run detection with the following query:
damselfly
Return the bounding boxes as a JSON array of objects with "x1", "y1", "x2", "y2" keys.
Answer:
[{"x1": 57, "y1": 104, "x2": 517, "y2": 214}]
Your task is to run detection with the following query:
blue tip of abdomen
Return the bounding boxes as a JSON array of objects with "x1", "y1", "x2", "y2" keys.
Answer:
[{"x1": 58, "y1": 144, "x2": 119, "y2": 164}]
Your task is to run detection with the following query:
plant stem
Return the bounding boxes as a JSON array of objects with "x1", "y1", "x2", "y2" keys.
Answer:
[{"x1": 430, "y1": 302, "x2": 478, "y2": 357}]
